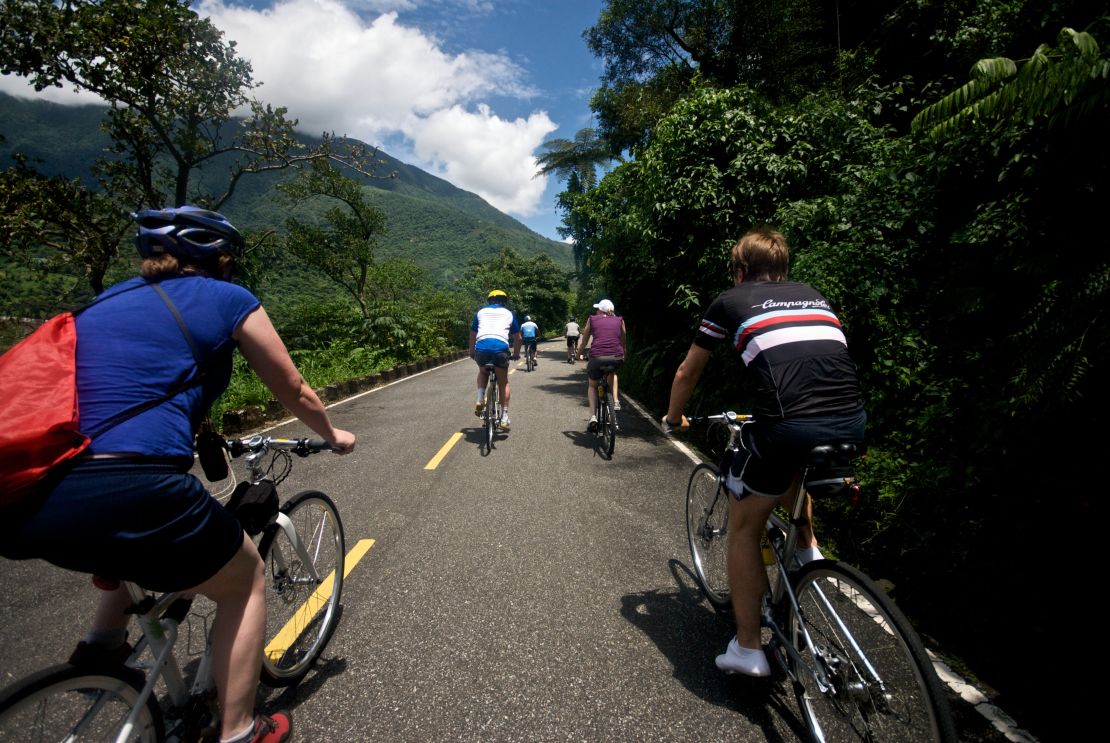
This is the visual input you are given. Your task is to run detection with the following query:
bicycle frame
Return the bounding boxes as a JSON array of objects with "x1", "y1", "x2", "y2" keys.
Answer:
[{"x1": 113, "y1": 583, "x2": 210, "y2": 742}]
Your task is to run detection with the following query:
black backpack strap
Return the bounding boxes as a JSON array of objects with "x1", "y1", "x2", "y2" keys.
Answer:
[{"x1": 83, "y1": 282, "x2": 209, "y2": 441}]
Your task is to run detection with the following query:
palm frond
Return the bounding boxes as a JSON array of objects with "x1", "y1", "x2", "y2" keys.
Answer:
[{"x1": 911, "y1": 27, "x2": 1108, "y2": 140}]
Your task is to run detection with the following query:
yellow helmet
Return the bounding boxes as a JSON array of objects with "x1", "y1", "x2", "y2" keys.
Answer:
[{"x1": 487, "y1": 289, "x2": 508, "y2": 303}]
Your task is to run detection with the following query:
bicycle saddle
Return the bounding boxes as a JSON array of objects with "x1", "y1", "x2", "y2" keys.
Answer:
[
  {"x1": 803, "y1": 442, "x2": 859, "y2": 467},
  {"x1": 803, "y1": 443, "x2": 860, "y2": 499}
]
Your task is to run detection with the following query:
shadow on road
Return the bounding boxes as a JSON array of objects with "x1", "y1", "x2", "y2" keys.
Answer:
[{"x1": 618, "y1": 559, "x2": 808, "y2": 742}]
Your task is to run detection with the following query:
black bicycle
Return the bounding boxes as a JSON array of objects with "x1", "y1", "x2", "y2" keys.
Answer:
[
  {"x1": 524, "y1": 342, "x2": 536, "y2": 372},
  {"x1": 683, "y1": 413, "x2": 956, "y2": 743},
  {"x1": 593, "y1": 365, "x2": 618, "y2": 458},
  {"x1": 480, "y1": 362, "x2": 500, "y2": 455}
]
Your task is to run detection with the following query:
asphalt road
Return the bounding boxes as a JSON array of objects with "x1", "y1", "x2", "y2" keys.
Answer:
[{"x1": 0, "y1": 339, "x2": 1031, "y2": 742}]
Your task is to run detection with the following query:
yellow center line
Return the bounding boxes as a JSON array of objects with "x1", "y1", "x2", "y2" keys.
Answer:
[
  {"x1": 264, "y1": 538, "x2": 375, "y2": 661},
  {"x1": 424, "y1": 432, "x2": 463, "y2": 470}
]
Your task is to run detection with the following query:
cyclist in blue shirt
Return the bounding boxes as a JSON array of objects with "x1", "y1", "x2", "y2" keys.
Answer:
[
  {"x1": 468, "y1": 290, "x2": 521, "y2": 428},
  {"x1": 520, "y1": 315, "x2": 539, "y2": 367},
  {"x1": 1, "y1": 206, "x2": 355, "y2": 743}
]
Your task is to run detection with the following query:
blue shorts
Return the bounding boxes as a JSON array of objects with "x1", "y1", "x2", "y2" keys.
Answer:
[
  {"x1": 475, "y1": 349, "x2": 510, "y2": 369},
  {"x1": 725, "y1": 410, "x2": 867, "y2": 499},
  {"x1": 0, "y1": 460, "x2": 243, "y2": 592}
]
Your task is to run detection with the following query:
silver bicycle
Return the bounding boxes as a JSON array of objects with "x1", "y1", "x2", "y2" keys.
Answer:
[
  {"x1": 684, "y1": 412, "x2": 956, "y2": 742},
  {"x1": 0, "y1": 436, "x2": 345, "y2": 741}
]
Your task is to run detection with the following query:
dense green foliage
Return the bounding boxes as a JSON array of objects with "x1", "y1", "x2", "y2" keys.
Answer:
[{"x1": 558, "y1": 1, "x2": 1109, "y2": 736}]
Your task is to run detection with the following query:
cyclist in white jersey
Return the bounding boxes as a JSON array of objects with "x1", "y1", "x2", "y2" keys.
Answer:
[
  {"x1": 565, "y1": 317, "x2": 580, "y2": 362},
  {"x1": 468, "y1": 289, "x2": 521, "y2": 428}
]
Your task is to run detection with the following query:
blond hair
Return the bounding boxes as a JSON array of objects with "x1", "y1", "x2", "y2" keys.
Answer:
[{"x1": 729, "y1": 226, "x2": 790, "y2": 282}]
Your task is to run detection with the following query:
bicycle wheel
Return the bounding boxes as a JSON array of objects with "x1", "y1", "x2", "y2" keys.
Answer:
[
  {"x1": 257, "y1": 490, "x2": 346, "y2": 687},
  {"x1": 685, "y1": 463, "x2": 731, "y2": 610},
  {"x1": 0, "y1": 664, "x2": 163, "y2": 742},
  {"x1": 526, "y1": 348, "x2": 534, "y2": 372},
  {"x1": 599, "y1": 394, "x2": 616, "y2": 458},
  {"x1": 785, "y1": 561, "x2": 956, "y2": 743},
  {"x1": 484, "y1": 378, "x2": 497, "y2": 453}
]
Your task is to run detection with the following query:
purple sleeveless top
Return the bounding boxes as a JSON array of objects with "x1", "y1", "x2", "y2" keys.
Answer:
[{"x1": 589, "y1": 314, "x2": 624, "y2": 357}]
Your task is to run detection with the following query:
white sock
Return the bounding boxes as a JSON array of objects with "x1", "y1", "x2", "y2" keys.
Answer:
[
  {"x1": 476, "y1": 388, "x2": 484, "y2": 403},
  {"x1": 501, "y1": 407, "x2": 509, "y2": 416}
]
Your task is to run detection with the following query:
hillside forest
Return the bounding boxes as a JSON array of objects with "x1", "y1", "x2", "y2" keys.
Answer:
[{"x1": 1, "y1": 2, "x2": 1108, "y2": 740}]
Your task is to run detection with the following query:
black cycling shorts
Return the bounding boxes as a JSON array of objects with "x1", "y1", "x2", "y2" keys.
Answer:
[
  {"x1": 587, "y1": 355, "x2": 623, "y2": 380},
  {"x1": 725, "y1": 409, "x2": 867, "y2": 499},
  {"x1": 475, "y1": 349, "x2": 511, "y2": 369}
]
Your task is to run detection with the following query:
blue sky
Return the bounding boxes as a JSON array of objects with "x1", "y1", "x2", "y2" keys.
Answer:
[{"x1": 0, "y1": 0, "x2": 608, "y2": 242}]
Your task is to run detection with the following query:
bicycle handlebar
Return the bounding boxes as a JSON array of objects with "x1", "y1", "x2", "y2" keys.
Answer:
[
  {"x1": 686, "y1": 412, "x2": 753, "y2": 426},
  {"x1": 224, "y1": 435, "x2": 332, "y2": 458}
]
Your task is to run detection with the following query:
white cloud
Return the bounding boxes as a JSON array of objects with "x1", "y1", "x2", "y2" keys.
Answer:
[
  {"x1": 407, "y1": 103, "x2": 555, "y2": 215},
  {"x1": 1, "y1": 0, "x2": 557, "y2": 218},
  {"x1": 200, "y1": 0, "x2": 556, "y2": 216}
]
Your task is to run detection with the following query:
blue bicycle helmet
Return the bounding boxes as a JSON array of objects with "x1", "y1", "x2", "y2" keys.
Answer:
[{"x1": 132, "y1": 205, "x2": 245, "y2": 260}]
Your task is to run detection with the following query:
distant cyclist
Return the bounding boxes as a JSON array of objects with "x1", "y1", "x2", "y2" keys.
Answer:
[
  {"x1": 564, "y1": 316, "x2": 580, "y2": 363},
  {"x1": 576, "y1": 299, "x2": 626, "y2": 431},
  {"x1": 520, "y1": 315, "x2": 539, "y2": 367},
  {"x1": 468, "y1": 289, "x2": 521, "y2": 429}
]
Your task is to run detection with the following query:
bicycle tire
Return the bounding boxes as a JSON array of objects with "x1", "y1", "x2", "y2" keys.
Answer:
[
  {"x1": 484, "y1": 377, "x2": 497, "y2": 454},
  {"x1": 526, "y1": 348, "x2": 534, "y2": 372},
  {"x1": 0, "y1": 663, "x2": 163, "y2": 742},
  {"x1": 685, "y1": 463, "x2": 731, "y2": 610},
  {"x1": 599, "y1": 392, "x2": 616, "y2": 458},
  {"x1": 257, "y1": 490, "x2": 346, "y2": 687},
  {"x1": 785, "y1": 560, "x2": 957, "y2": 743}
]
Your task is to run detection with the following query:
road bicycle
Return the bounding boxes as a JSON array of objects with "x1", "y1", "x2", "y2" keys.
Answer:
[
  {"x1": 566, "y1": 341, "x2": 578, "y2": 364},
  {"x1": 683, "y1": 412, "x2": 956, "y2": 743},
  {"x1": 0, "y1": 435, "x2": 346, "y2": 741},
  {"x1": 480, "y1": 362, "x2": 501, "y2": 455},
  {"x1": 524, "y1": 342, "x2": 536, "y2": 372},
  {"x1": 592, "y1": 365, "x2": 618, "y2": 459}
]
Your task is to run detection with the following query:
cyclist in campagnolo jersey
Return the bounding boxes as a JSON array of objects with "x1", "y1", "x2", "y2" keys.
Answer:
[
  {"x1": 662, "y1": 225, "x2": 866, "y2": 678},
  {"x1": 575, "y1": 299, "x2": 626, "y2": 432},
  {"x1": 564, "y1": 317, "x2": 581, "y2": 362},
  {"x1": 469, "y1": 289, "x2": 521, "y2": 429},
  {"x1": 520, "y1": 316, "x2": 539, "y2": 367}
]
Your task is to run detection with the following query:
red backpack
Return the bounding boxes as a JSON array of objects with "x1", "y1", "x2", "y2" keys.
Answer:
[
  {"x1": 0, "y1": 283, "x2": 205, "y2": 506},
  {"x1": 0, "y1": 312, "x2": 85, "y2": 505}
]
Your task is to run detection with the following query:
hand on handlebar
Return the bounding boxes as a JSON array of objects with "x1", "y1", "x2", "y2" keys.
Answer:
[{"x1": 328, "y1": 428, "x2": 357, "y2": 455}]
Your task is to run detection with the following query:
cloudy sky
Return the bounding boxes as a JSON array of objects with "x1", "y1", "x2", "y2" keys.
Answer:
[{"x1": 0, "y1": 0, "x2": 607, "y2": 241}]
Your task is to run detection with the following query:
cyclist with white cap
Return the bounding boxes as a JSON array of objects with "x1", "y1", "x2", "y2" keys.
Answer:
[{"x1": 576, "y1": 299, "x2": 626, "y2": 432}]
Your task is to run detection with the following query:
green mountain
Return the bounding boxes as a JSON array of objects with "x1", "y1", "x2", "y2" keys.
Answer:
[{"x1": 0, "y1": 92, "x2": 573, "y2": 287}]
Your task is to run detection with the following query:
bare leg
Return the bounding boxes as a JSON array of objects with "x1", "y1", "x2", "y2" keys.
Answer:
[
  {"x1": 190, "y1": 533, "x2": 266, "y2": 737},
  {"x1": 781, "y1": 478, "x2": 818, "y2": 549},
  {"x1": 496, "y1": 366, "x2": 511, "y2": 409},
  {"x1": 89, "y1": 585, "x2": 132, "y2": 634},
  {"x1": 726, "y1": 493, "x2": 780, "y2": 650},
  {"x1": 610, "y1": 373, "x2": 619, "y2": 404},
  {"x1": 587, "y1": 378, "x2": 599, "y2": 417}
]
